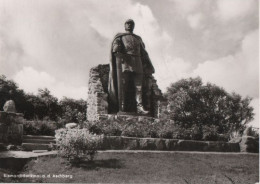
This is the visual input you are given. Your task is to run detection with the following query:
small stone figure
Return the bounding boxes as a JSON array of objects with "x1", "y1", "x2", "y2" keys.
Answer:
[
  {"x1": 108, "y1": 19, "x2": 154, "y2": 115},
  {"x1": 3, "y1": 100, "x2": 16, "y2": 113}
]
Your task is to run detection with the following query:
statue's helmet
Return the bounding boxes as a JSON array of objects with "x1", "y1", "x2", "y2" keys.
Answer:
[
  {"x1": 125, "y1": 19, "x2": 135, "y2": 31},
  {"x1": 125, "y1": 19, "x2": 135, "y2": 25}
]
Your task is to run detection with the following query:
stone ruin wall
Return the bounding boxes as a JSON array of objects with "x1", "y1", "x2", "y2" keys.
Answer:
[
  {"x1": 86, "y1": 64, "x2": 164, "y2": 121},
  {"x1": 87, "y1": 65, "x2": 109, "y2": 121}
]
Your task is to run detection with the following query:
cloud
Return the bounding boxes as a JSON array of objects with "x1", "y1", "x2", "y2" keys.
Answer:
[
  {"x1": 154, "y1": 56, "x2": 192, "y2": 91},
  {"x1": 0, "y1": 0, "x2": 171, "y2": 97},
  {"x1": 13, "y1": 67, "x2": 87, "y2": 99},
  {"x1": 187, "y1": 13, "x2": 203, "y2": 29},
  {"x1": 215, "y1": 0, "x2": 256, "y2": 21},
  {"x1": 192, "y1": 29, "x2": 258, "y2": 98},
  {"x1": 169, "y1": 0, "x2": 202, "y2": 14}
]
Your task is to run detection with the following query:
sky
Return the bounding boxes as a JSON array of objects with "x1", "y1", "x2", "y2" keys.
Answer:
[{"x1": 0, "y1": 0, "x2": 259, "y2": 127}]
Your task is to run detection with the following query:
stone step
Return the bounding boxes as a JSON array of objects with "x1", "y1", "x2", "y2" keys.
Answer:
[
  {"x1": 32, "y1": 150, "x2": 48, "y2": 153},
  {"x1": 23, "y1": 135, "x2": 55, "y2": 140},
  {"x1": 23, "y1": 139, "x2": 56, "y2": 144},
  {"x1": 22, "y1": 143, "x2": 53, "y2": 151}
]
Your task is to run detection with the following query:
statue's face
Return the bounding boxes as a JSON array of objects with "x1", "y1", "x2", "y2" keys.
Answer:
[{"x1": 125, "y1": 22, "x2": 134, "y2": 32}]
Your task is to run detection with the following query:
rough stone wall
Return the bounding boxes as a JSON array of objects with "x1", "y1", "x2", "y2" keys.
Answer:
[
  {"x1": 87, "y1": 65, "x2": 109, "y2": 121},
  {"x1": 0, "y1": 112, "x2": 24, "y2": 144},
  {"x1": 86, "y1": 64, "x2": 163, "y2": 121},
  {"x1": 150, "y1": 75, "x2": 164, "y2": 118},
  {"x1": 100, "y1": 136, "x2": 240, "y2": 152}
]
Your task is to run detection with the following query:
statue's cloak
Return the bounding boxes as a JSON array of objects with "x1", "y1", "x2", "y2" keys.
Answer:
[{"x1": 108, "y1": 33, "x2": 154, "y2": 113}]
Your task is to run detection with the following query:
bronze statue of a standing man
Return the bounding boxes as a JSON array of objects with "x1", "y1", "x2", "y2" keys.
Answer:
[{"x1": 108, "y1": 19, "x2": 155, "y2": 115}]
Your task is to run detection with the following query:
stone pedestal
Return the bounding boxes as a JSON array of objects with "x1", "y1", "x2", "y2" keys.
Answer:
[
  {"x1": 86, "y1": 64, "x2": 163, "y2": 121},
  {"x1": 0, "y1": 111, "x2": 24, "y2": 144}
]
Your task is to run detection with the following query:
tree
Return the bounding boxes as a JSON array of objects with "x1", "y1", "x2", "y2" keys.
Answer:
[
  {"x1": 37, "y1": 88, "x2": 60, "y2": 120},
  {"x1": 59, "y1": 97, "x2": 87, "y2": 124},
  {"x1": 165, "y1": 77, "x2": 254, "y2": 135},
  {"x1": 25, "y1": 93, "x2": 48, "y2": 120},
  {"x1": 0, "y1": 75, "x2": 28, "y2": 114},
  {"x1": 0, "y1": 75, "x2": 87, "y2": 123}
]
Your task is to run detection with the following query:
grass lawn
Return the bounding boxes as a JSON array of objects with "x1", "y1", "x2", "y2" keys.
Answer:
[{"x1": 1, "y1": 151, "x2": 259, "y2": 184}]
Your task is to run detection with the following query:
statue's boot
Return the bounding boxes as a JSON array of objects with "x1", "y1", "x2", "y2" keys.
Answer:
[{"x1": 136, "y1": 86, "x2": 149, "y2": 115}]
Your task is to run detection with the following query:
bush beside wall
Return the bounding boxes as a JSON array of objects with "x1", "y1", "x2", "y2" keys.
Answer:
[
  {"x1": 55, "y1": 128, "x2": 103, "y2": 163},
  {"x1": 23, "y1": 120, "x2": 58, "y2": 136},
  {"x1": 85, "y1": 117, "x2": 230, "y2": 141}
]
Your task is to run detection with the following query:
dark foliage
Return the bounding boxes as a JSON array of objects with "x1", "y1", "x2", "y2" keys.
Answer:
[
  {"x1": 59, "y1": 97, "x2": 87, "y2": 125},
  {"x1": 0, "y1": 75, "x2": 87, "y2": 133},
  {"x1": 23, "y1": 120, "x2": 57, "y2": 136},
  {"x1": 164, "y1": 77, "x2": 254, "y2": 138}
]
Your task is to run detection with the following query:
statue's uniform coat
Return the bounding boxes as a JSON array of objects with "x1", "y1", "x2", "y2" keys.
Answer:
[{"x1": 108, "y1": 33, "x2": 154, "y2": 113}]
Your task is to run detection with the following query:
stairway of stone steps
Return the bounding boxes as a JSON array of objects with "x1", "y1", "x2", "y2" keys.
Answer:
[{"x1": 22, "y1": 135, "x2": 56, "y2": 151}]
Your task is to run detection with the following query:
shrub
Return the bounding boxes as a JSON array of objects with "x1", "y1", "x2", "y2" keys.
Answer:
[
  {"x1": 23, "y1": 120, "x2": 57, "y2": 136},
  {"x1": 172, "y1": 125, "x2": 191, "y2": 140},
  {"x1": 55, "y1": 128, "x2": 103, "y2": 163},
  {"x1": 85, "y1": 120, "x2": 122, "y2": 136},
  {"x1": 165, "y1": 77, "x2": 254, "y2": 136},
  {"x1": 202, "y1": 125, "x2": 219, "y2": 141},
  {"x1": 86, "y1": 119, "x2": 156, "y2": 138},
  {"x1": 56, "y1": 118, "x2": 67, "y2": 129},
  {"x1": 121, "y1": 120, "x2": 149, "y2": 138},
  {"x1": 154, "y1": 120, "x2": 175, "y2": 139},
  {"x1": 190, "y1": 125, "x2": 203, "y2": 140},
  {"x1": 85, "y1": 118, "x2": 229, "y2": 141}
]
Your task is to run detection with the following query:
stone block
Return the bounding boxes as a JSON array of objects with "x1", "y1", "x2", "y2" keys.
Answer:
[
  {"x1": 23, "y1": 135, "x2": 55, "y2": 140},
  {"x1": 177, "y1": 140, "x2": 208, "y2": 151},
  {"x1": 225, "y1": 143, "x2": 240, "y2": 152},
  {"x1": 155, "y1": 139, "x2": 166, "y2": 150},
  {"x1": 115, "y1": 115, "x2": 126, "y2": 122},
  {"x1": 98, "y1": 114, "x2": 109, "y2": 121},
  {"x1": 126, "y1": 116, "x2": 138, "y2": 122},
  {"x1": 102, "y1": 136, "x2": 123, "y2": 150},
  {"x1": 139, "y1": 138, "x2": 156, "y2": 150},
  {"x1": 65, "y1": 123, "x2": 78, "y2": 129},
  {"x1": 205, "y1": 141, "x2": 224, "y2": 152},
  {"x1": 22, "y1": 143, "x2": 52, "y2": 151},
  {"x1": 122, "y1": 137, "x2": 139, "y2": 150},
  {"x1": 8, "y1": 124, "x2": 23, "y2": 135},
  {"x1": 203, "y1": 141, "x2": 240, "y2": 152},
  {"x1": 23, "y1": 139, "x2": 56, "y2": 144},
  {"x1": 107, "y1": 114, "x2": 115, "y2": 121},
  {"x1": 0, "y1": 112, "x2": 24, "y2": 125},
  {"x1": 165, "y1": 139, "x2": 179, "y2": 150}
]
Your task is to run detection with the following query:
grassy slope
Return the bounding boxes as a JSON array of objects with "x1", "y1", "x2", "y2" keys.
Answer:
[{"x1": 2, "y1": 152, "x2": 259, "y2": 184}]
